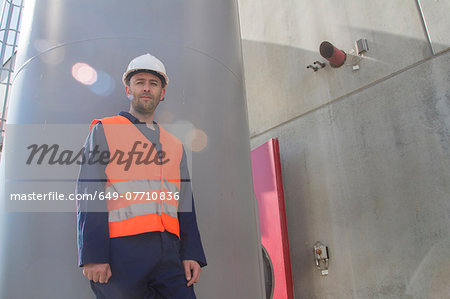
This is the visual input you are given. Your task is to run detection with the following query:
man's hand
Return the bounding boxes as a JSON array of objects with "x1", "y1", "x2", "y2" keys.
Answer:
[
  {"x1": 182, "y1": 260, "x2": 201, "y2": 287},
  {"x1": 82, "y1": 263, "x2": 112, "y2": 284}
]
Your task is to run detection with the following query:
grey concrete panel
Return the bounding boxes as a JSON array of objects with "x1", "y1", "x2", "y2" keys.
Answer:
[
  {"x1": 238, "y1": 0, "x2": 428, "y2": 56},
  {"x1": 0, "y1": 0, "x2": 265, "y2": 298},
  {"x1": 238, "y1": 0, "x2": 433, "y2": 136},
  {"x1": 419, "y1": 0, "x2": 450, "y2": 53},
  {"x1": 250, "y1": 52, "x2": 450, "y2": 298}
]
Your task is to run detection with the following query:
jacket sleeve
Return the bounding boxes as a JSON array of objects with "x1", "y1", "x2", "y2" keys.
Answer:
[
  {"x1": 76, "y1": 122, "x2": 110, "y2": 267},
  {"x1": 178, "y1": 148, "x2": 207, "y2": 267}
]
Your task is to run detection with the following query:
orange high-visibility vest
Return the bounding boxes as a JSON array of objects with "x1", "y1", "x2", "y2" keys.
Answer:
[{"x1": 90, "y1": 115, "x2": 182, "y2": 238}]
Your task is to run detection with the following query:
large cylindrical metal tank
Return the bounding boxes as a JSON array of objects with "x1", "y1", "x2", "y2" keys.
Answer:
[{"x1": 0, "y1": 0, "x2": 265, "y2": 298}]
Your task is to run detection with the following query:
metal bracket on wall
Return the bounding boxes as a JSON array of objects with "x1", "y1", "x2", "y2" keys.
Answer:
[
  {"x1": 314, "y1": 241, "x2": 329, "y2": 276},
  {"x1": 306, "y1": 61, "x2": 326, "y2": 72},
  {"x1": 306, "y1": 64, "x2": 319, "y2": 72},
  {"x1": 313, "y1": 61, "x2": 326, "y2": 68}
]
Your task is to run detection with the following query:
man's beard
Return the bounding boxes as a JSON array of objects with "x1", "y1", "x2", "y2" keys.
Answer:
[{"x1": 132, "y1": 93, "x2": 159, "y2": 114}]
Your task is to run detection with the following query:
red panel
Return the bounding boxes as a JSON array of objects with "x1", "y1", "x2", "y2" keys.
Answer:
[{"x1": 251, "y1": 138, "x2": 294, "y2": 299}]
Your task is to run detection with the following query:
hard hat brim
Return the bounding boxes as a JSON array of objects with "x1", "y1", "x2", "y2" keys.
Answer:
[{"x1": 122, "y1": 69, "x2": 169, "y2": 87}]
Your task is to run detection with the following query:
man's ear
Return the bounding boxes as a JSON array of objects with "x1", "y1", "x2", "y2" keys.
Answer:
[
  {"x1": 160, "y1": 87, "x2": 166, "y2": 101},
  {"x1": 125, "y1": 85, "x2": 130, "y2": 96}
]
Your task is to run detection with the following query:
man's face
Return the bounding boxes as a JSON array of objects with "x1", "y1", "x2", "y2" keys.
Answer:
[{"x1": 126, "y1": 72, "x2": 166, "y2": 115}]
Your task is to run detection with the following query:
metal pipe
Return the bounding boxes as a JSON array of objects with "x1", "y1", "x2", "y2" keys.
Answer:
[
  {"x1": 319, "y1": 41, "x2": 346, "y2": 67},
  {"x1": 415, "y1": 0, "x2": 435, "y2": 55}
]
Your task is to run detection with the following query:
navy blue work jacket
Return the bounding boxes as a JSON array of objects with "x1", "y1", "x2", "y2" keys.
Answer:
[{"x1": 76, "y1": 111, "x2": 207, "y2": 268}]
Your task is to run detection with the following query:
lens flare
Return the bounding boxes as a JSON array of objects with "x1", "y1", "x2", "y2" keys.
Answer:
[
  {"x1": 88, "y1": 70, "x2": 115, "y2": 96},
  {"x1": 71, "y1": 62, "x2": 97, "y2": 85},
  {"x1": 185, "y1": 129, "x2": 208, "y2": 152}
]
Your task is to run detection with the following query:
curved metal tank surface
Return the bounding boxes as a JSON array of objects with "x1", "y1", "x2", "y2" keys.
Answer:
[{"x1": 0, "y1": 0, "x2": 265, "y2": 298}]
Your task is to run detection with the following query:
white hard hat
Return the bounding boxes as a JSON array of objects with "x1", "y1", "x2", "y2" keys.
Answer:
[{"x1": 122, "y1": 53, "x2": 169, "y2": 87}]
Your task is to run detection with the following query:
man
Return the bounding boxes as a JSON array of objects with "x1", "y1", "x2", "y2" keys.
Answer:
[{"x1": 77, "y1": 53, "x2": 207, "y2": 298}]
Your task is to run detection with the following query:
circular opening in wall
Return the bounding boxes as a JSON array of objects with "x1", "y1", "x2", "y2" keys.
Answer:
[{"x1": 262, "y1": 245, "x2": 274, "y2": 299}]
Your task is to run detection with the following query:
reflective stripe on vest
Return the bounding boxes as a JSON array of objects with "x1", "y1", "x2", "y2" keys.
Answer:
[
  {"x1": 90, "y1": 115, "x2": 182, "y2": 238},
  {"x1": 108, "y1": 202, "x2": 178, "y2": 222}
]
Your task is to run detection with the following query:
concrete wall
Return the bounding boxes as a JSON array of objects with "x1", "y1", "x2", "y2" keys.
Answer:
[{"x1": 238, "y1": 0, "x2": 450, "y2": 298}]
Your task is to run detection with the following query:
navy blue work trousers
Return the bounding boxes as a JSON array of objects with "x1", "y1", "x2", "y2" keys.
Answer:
[{"x1": 90, "y1": 231, "x2": 196, "y2": 299}]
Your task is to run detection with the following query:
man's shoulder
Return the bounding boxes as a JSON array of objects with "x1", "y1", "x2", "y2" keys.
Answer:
[
  {"x1": 158, "y1": 124, "x2": 183, "y2": 154},
  {"x1": 159, "y1": 125, "x2": 183, "y2": 147},
  {"x1": 94, "y1": 115, "x2": 130, "y2": 125}
]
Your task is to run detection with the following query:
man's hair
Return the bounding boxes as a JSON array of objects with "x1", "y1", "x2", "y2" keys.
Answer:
[{"x1": 125, "y1": 70, "x2": 166, "y2": 88}]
